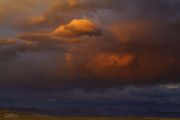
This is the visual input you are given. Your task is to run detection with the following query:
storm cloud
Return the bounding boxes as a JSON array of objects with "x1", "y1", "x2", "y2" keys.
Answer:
[{"x1": 0, "y1": 0, "x2": 179, "y2": 90}]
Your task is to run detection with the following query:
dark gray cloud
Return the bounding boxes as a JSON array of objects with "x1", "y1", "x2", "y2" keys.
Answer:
[{"x1": 0, "y1": 85, "x2": 180, "y2": 116}]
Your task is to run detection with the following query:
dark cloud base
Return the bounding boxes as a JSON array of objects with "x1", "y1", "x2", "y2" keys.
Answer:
[{"x1": 0, "y1": 86, "x2": 180, "y2": 117}]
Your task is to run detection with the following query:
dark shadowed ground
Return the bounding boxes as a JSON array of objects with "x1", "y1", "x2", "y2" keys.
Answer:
[{"x1": 0, "y1": 109, "x2": 180, "y2": 120}]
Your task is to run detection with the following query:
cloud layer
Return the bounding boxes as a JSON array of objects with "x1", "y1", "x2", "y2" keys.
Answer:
[{"x1": 0, "y1": 0, "x2": 179, "y2": 90}]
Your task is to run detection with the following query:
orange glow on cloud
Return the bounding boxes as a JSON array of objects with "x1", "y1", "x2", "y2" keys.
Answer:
[
  {"x1": 52, "y1": 19, "x2": 99, "y2": 37},
  {"x1": 65, "y1": 53, "x2": 74, "y2": 63},
  {"x1": 85, "y1": 53, "x2": 136, "y2": 80},
  {"x1": 88, "y1": 53, "x2": 135, "y2": 69},
  {"x1": 0, "y1": 38, "x2": 16, "y2": 45},
  {"x1": 17, "y1": 19, "x2": 101, "y2": 43},
  {"x1": 68, "y1": 0, "x2": 78, "y2": 7}
]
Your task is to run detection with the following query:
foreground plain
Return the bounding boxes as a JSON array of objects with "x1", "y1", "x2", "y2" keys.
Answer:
[{"x1": 0, "y1": 109, "x2": 179, "y2": 120}]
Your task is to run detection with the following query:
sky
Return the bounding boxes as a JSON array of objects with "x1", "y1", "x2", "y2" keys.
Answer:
[
  {"x1": 0, "y1": 0, "x2": 180, "y2": 116},
  {"x1": 0, "y1": 0, "x2": 179, "y2": 89}
]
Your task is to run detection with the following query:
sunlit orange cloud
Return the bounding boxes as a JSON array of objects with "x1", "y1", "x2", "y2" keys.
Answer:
[
  {"x1": 68, "y1": 0, "x2": 78, "y2": 7},
  {"x1": 52, "y1": 19, "x2": 101, "y2": 37},
  {"x1": 84, "y1": 52, "x2": 137, "y2": 83},
  {"x1": 18, "y1": 19, "x2": 101, "y2": 44},
  {"x1": 87, "y1": 53, "x2": 135, "y2": 70}
]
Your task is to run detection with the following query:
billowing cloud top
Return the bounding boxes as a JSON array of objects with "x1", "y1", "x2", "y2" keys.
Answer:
[{"x1": 52, "y1": 19, "x2": 101, "y2": 37}]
